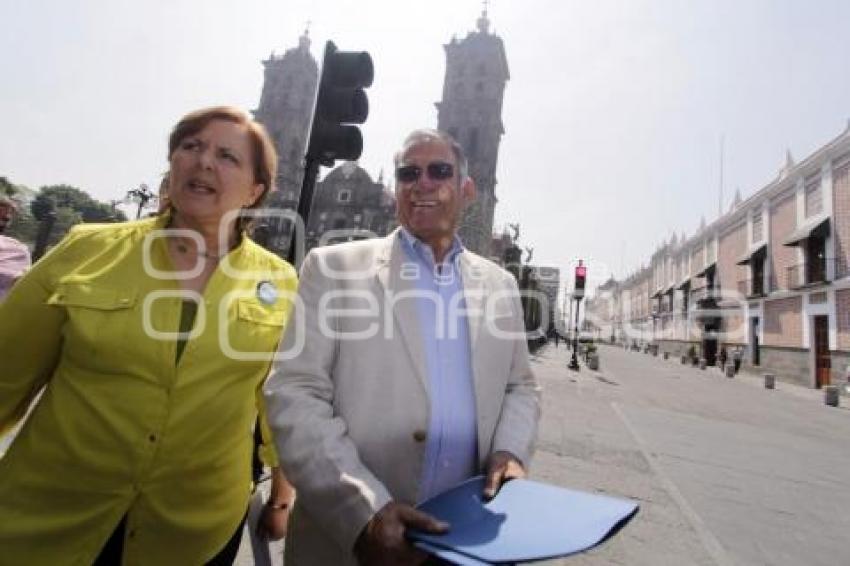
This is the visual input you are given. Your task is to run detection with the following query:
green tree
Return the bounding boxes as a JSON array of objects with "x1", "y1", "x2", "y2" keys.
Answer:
[
  {"x1": 31, "y1": 185, "x2": 125, "y2": 248},
  {"x1": 1, "y1": 178, "x2": 126, "y2": 248},
  {"x1": 39, "y1": 185, "x2": 126, "y2": 223},
  {"x1": 0, "y1": 176, "x2": 15, "y2": 196}
]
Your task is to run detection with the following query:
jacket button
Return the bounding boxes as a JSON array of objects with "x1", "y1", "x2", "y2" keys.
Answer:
[{"x1": 412, "y1": 430, "x2": 427, "y2": 443}]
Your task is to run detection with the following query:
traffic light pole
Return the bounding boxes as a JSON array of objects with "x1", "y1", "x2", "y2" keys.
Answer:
[
  {"x1": 568, "y1": 259, "x2": 586, "y2": 371},
  {"x1": 286, "y1": 157, "x2": 321, "y2": 268},
  {"x1": 568, "y1": 296, "x2": 581, "y2": 371}
]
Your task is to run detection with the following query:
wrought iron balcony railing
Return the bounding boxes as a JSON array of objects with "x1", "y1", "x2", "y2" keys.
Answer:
[
  {"x1": 690, "y1": 285, "x2": 718, "y2": 303},
  {"x1": 787, "y1": 257, "x2": 836, "y2": 289},
  {"x1": 737, "y1": 278, "x2": 766, "y2": 298}
]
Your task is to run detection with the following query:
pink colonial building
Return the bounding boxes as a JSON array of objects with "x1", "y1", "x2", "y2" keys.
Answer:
[{"x1": 592, "y1": 123, "x2": 850, "y2": 389}]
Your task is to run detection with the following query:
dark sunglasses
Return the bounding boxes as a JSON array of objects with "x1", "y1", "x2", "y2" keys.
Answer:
[{"x1": 395, "y1": 162, "x2": 455, "y2": 183}]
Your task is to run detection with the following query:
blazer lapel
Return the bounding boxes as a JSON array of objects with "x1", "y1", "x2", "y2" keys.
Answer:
[
  {"x1": 459, "y1": 251, "x2": 494, "y2": 465},
  {"x1": 458, "y1": 252, "x2": 486, "y2": 350},
  {"x1": 374, "y1": 232, "x2": 429, "y2": 392}
]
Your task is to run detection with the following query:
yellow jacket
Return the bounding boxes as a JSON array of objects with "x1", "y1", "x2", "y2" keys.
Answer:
[{"x1": 0, "y1": 214, "x2": 297, "y2": 565}]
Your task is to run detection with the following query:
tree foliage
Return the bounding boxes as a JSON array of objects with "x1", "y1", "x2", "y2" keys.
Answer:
[
  {"x1": 0, "y1": 176, "x2": 15, "y2": 196},
  {"x1": 1, "y1": 177, "x2": 127, "y2": 247},
  {"x1": 37, "y1": 185, "x2": 126, "y2": 223}
]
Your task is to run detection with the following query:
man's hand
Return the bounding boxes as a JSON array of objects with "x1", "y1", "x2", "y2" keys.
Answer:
[
  {"x1": 483, "y1": 450, "x2": 526, "y2": 500},
  {"x1": 354, "y1": 501, "x2": 448, "y2": 566}
]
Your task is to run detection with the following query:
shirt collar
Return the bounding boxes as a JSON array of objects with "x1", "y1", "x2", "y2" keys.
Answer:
[{"x1": 398, "y1": 227, "x2": 465, "y2": 267}]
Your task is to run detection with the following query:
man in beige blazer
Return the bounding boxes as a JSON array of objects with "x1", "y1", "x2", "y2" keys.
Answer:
[{"x1": 264, "y1": 129, "x2": 541, "y2": 565}]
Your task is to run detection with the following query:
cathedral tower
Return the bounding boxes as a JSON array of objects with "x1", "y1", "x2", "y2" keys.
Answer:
[
  {"x1": 254, "y1": 29, "x2": 318, "y2": 205},
  {"x1": 436, "y1": 8, "x2": 509, "y2": 256}
]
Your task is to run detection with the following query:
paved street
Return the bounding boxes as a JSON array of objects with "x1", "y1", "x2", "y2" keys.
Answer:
[
  {"x1": 530, "y1": 343, "x2": 850, "y2": 566},
  {"x1": 237, "y1": 343, "x2": 849, "y2": 565},
  {"x1": 234, "y1": 344, "x2": 850, "y2": 565},
  {"x1": 5, "y1": 343, "x2": 846, "y2": 565}
]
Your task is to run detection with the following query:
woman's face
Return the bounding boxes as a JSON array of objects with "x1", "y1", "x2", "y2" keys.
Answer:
[{"x1": 167, "y1": 119, "x2": 263, "y2": 230}]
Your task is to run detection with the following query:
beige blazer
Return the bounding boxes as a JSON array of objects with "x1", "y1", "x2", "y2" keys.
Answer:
[{"x1": 264, "y1": 230, "x2": 541, "y2": 565}]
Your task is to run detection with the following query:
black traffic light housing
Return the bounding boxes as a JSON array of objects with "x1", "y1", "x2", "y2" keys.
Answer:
[
  {"x1": 287, "y1": 41, "x2": 374, "y2": 267},
  {"x1": 306, "y1": 41, "x2": 374, "y2": 166}
]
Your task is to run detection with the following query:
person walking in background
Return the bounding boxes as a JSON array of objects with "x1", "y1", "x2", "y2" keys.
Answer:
[
  {"x1": 0, "y1": 106, "x2": 296, "y2": 564},
  {"x1": 733, "y1": 346, "x2": 743, "y2": 374},
  {"x1": 0, "y1": 195, "x2": 31, "y2": 301},
  {"x1": 264, "y1": 128, "x2": 541, "y2": 565}
]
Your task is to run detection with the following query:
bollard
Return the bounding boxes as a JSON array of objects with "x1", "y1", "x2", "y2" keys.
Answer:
[
  {"x1": 663, "y1": 352, "x2": 669, "y2": 360},
  {"x1": 764, "y1": 373, "x2": 775, "y2": 389},
  {"x1": 681, "y1": 355, "x2": 687, "y2": 364},
  {"x1": 725, "y1": 365, "x2": 735, "y2": 378},
  {"x1": 588, "y1": 356, "x2": 599, "y2": 371},
  {"x1": 699, "y1": 359, "x2": 707, "y2": 370},
  {"x1": 824, "y1": 385, "x2": 840, "y2": 407}
]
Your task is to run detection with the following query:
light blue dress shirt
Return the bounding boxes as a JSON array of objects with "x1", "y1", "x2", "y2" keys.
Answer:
[{"x1": 398, "y1": 229, "x2": 478, "y2": 502}]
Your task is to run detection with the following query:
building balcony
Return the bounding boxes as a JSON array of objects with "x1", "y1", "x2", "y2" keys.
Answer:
[
  {"x1": 787, "y1": 258, "x2": 836, "y2": 289},
  {"x1": 690, "y1": 285, "x2": 718, "y2": 304},
  {"x1": 737, "y1": 278, "x2": 766, "y2": 299}
]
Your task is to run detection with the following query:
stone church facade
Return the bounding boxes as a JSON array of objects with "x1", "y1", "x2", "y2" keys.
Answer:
[
  {"x1": 437, "y1": 9, "x2": 509, "y2": 257},
  {"x1": 253, "y1": 32, "x2": 317, "y2": 209},
  {"x1": 304, "y1": 163, "x2": 396, "y2": 250},
  {"x1": 253, "y1": 11, "x2": 509, "y2": 257},
  {"x1": 253, "y1": 31, "x2": 396, "y2": 255}
]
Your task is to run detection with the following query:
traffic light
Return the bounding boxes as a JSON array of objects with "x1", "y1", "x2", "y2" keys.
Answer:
[
  {"x1": 306, "y1": 41, "x2": 374, "y2": 166},
  {"x1": 574, "y1": 261, "x2": 587, "y2": 299}
]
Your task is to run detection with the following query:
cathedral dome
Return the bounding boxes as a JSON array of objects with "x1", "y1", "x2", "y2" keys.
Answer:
[{"x1": 323, "y1": 161, "x2": 374, "y2": 185}]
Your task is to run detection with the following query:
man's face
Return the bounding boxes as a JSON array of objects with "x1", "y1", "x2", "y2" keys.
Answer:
[
  {"x1": 395, "y1": 138, "x2": 475, "y2": 251},
  {"x1": 0, "y1": 204, "x2": 14, "y2": 234}
]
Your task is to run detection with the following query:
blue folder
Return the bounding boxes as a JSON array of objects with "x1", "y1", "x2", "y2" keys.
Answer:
[{"x1": 408, "y1": 476, "x2": 638, "y2": 564}]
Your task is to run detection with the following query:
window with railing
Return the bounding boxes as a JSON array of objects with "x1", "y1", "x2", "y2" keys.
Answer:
[
  {"x1": 807, "y1": 237, "x2": 827, "y2": 284},
  {"x1": 787, "y1": 242, "x2": 832, "y2": 289},
  {"x1": 751, "y1": 256, "x2": 765, "y2": 296},
  {"x1": 737, "y1": 274, "x2": 766, "y2": 298}
]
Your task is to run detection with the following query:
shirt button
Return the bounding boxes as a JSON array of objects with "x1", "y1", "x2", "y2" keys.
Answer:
[
  {"x1": 412, "y1": 430, "x2": 427, "y2": 443},
  {"x1": 148, "y1": 434, "x2": 157, "y2": 443}
]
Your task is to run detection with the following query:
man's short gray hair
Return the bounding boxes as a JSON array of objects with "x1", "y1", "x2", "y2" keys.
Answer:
[{"x1": 393, "y1": 129, "x2": 469, "y2": 183}]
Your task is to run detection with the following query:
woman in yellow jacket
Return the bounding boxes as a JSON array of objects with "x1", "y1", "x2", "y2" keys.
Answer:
[{"x1": 0, "y1": 106, "x2": 297, "y2": 565}]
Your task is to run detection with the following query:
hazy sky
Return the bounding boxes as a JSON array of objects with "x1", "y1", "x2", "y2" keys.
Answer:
[{"x1": 2, "y1": 0, "x2": 849, "y2": 289}]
